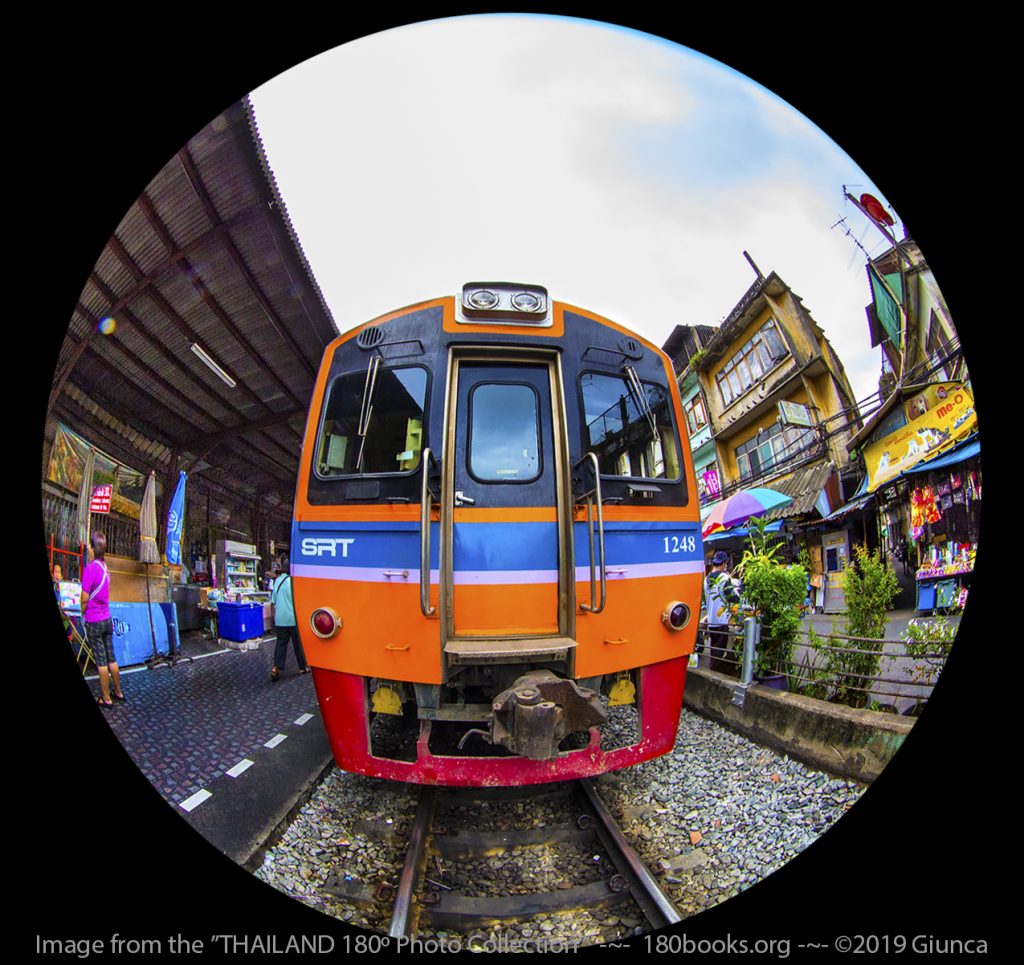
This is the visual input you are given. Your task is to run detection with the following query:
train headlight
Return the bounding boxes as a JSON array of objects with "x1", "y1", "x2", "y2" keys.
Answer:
[
  {"x1": 511, "y1": 290, "x2": 543, "y2": 313},
  {"x1": 662, "y1": 601, "x2": 690, "y2": 631},
  {"x1": 310, "y1": 607, "x2": 342, "y2": 639},
  {"x1": 467, "y1": 288, "x2": 500, "y2": 310},
  {"x1": 460, "y1": 282, "x2": 549, "y2": 323}
]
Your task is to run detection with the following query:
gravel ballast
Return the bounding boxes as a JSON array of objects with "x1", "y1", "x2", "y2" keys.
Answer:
[{"x1": 254, "y1": 707, "x2": 865, "y2": 946}]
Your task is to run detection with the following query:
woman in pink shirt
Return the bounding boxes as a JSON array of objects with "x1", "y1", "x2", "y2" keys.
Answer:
[{"x1": 81, "y1": 531, "x2": 125, "y2": 708}]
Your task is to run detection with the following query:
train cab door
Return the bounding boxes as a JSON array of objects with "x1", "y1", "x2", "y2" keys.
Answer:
[{"x1": 444, "y1": 357, "x2": 569, "y2": 645}]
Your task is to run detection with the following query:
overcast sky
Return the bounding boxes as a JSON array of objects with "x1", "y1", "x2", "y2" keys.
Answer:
[{"x1": 250, "y1": 14, "x2": 908, "y2": 413}]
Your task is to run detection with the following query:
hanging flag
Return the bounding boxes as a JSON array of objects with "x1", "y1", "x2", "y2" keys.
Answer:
[{"x1": 166, "y1": 470, "x2": 187, "y2": 566}]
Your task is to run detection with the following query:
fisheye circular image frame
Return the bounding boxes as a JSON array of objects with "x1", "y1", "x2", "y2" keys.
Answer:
[{"x1": 32, "y1": 11, "x2": 993, "y2": 958}]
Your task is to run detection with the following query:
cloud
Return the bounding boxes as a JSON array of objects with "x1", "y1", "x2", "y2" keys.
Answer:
[{"x1": 250, "y1": 14, "x2": 905, "y2": 412}]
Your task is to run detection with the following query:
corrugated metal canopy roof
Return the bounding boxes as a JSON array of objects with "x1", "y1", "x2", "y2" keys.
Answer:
[
  {"x1": 762, "y1": 461, "x2": 836, "y2": 520},
  {"x1": 48, "y1": 97, "x2": 338, "y2": 527}
]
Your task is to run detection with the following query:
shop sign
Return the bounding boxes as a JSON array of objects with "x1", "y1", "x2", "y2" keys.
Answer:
[
  {"x1": 700, "y1": 466, "x2": 721, "y2": 499},
  {"x1": 778, "y1": 400, "x2": 813, "y2": 427},
  {"x1": 90, "y1": 484, "x2": 112, "y2": 514},
  {"x1": 864, "y1": 384, "x2": 976, "y2": 491}
]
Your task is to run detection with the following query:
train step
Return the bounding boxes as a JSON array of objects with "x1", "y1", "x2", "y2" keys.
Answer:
[{"x1": 444, "y1": 636, "x2": 577, "y2": 665}]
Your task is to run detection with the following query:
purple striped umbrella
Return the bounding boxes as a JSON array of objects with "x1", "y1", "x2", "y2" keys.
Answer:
[{"x1": 701, "y1": 487, "x2": 794, "y2": 538}]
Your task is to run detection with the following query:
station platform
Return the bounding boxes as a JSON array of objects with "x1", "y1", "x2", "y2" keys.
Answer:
[{"x1": 85, "y1": 629, "x2": 333, "y2": 867}]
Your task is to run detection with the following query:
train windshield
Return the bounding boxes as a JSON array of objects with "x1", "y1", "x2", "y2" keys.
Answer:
[
  {"x1": 315, "y1": 365, "x2": 427, "y2": 477},
  {"x1": 581, "y1": 372, "x2": 680, "y2": 480}
]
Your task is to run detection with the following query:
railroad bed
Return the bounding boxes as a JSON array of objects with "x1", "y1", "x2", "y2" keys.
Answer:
[{"x1": 254, "y1": 708, "x2": 864, "y2": 945}]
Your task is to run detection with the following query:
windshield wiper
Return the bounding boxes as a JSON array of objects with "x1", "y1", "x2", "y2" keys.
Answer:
[
  {"x1": 355, "y1": 355, "x2": 382, "y2": 472},
  {"x1": 625, "y1": 365, "x2": 658, "y2": 443}
]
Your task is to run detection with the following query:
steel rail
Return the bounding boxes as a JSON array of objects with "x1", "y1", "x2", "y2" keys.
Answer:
[
  {"x1": 575, "y1": 779, "x2": 682, "y2": 932},
  {"x1": 388, "y1": 786, "x2": 436, "y2": 938}
]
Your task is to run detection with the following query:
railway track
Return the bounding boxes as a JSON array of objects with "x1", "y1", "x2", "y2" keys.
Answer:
[{"x1": 368, "y1": 779, "x2": 682, "y2": 940}]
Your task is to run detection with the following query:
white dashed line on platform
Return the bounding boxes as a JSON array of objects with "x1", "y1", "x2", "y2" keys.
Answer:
[
  {"x1": 180, "y1": 789, "x2": 212, "y2": 812},
  {"x1": 264, "y1": 734, "x2": 287, "y2": 749},
  {"x1": 86, "y1": 649, "x2": 231, "y2": 679},
  {"x1": 226, "y1": 759, "x2": 254, "y2": 778},
  {"x1": 294, "y1": 713, "x2": 314, "y2": 726}
]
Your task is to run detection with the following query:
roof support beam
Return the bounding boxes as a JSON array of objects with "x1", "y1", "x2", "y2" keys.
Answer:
[
  {"x1": 178, "y1": 146, "x2": 318, "y2": 380},
  {"x1": 137, "y1": 190, "x2": 310, "y2": 415},
  {"x1": 95, "y1": 245, "x2": 304, "y2": 470}
]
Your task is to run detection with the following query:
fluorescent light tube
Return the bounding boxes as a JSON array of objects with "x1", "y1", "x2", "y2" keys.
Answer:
[{"x1": 191, "y1": 342, "x2": 236, "y2": 388}]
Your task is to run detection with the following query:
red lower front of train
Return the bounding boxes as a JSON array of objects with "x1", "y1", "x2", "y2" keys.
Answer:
[{"x1": 312, "y1": 657, "x2": 687, "y2": 786}]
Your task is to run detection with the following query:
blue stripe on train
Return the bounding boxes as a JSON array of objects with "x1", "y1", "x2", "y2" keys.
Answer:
[
  {"x1": 292, "y1": 521, "x2": 440, "y2": 569},
  {"x1": 575, "y1": 521, "x2": 703, "y2": 568},
  {"x1": 292, "y1": 519, "x2": 702, "y2": 571},
  {"x1": 454, "y1": 522, "x2": 557, "y2": 571}
]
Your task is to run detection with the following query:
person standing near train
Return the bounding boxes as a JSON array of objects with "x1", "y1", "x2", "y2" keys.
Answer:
[
  {"x1": 270, "y1": 561, "x2": 309, "y2": 681},
  {"x1": 704, "y1": 550, "x2": 741, "y2": 674},
  {"x1": 81, "y1": 531, "x2": 126, "y2": 708}
]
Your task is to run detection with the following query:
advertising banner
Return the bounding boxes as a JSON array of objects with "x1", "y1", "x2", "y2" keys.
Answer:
[
  {"x1": 47, "y1": 423, "x2": 145, "y2": 520},
  {"x1": 864, "y1": 384, "x2": 976, "y2": 491}
]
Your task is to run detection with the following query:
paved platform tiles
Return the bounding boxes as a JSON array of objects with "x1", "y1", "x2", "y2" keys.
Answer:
[{"x1": 85, "y1": 630, "x2": 333, "y2": 862}]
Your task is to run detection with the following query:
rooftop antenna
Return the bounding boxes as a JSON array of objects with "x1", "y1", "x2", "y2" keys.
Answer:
[{"x1": 742, "y1": 250, "x2": 764, "y2": 282}]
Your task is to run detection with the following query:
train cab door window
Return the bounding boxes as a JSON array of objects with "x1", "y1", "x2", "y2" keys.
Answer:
[
  {"x1": 315, "y1": 365, "x2": 427, "y2": 477},
  {"x1": 581, "y1": 372, "x2": 681, "y2": 480},
  {"x1": 469, "y1": 383, "x2": 541, "y2": 483}
]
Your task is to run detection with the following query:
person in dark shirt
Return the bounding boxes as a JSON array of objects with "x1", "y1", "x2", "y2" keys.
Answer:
[{"x1": 704, "y1": 550, "x2": 741, "y2": 674}]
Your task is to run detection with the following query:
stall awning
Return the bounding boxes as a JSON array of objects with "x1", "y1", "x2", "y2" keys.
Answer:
[
  {"x1": 819, "y1": 491, "x2": 876, "y2": 523},
  {"x1": 900, "y1": 434, "x2": 980, "y2": 475},
  {"x1": 705, "y1": 520, "x2": 784, "y2": 542}
]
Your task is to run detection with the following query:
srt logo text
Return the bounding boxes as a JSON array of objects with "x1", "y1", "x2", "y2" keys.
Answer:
[{"x1": 301, "y1": 537, "x2": 356, "y2": 558}]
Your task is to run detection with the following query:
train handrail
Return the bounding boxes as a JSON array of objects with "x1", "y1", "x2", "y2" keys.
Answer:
[
  {"x1": 420, "y1": 448, "x2": 436, "y2": 617},
  {"x1": 575, "y1": 452, "x2": 606, "y2": 614}
]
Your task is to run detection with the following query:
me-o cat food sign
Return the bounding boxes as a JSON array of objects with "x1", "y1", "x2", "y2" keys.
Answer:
[{"x1": 863, "y1": 383, "x2": 976, "y2": 491}]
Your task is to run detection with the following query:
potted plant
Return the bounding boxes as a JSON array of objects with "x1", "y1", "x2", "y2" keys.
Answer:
[{"x1": 735, "y1": 516, "x2": 807, "y2": 689}]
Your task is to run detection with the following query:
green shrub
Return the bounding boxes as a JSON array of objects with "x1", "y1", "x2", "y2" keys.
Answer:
[
  {"x1": 901, "y1": 610, "x2": 959, "y2": 687},
  {"x1": 737, "y1": 517, "x2": 807, "y2": 677},
  {"x1": 842, "y1": 544, "x2": 900, "y2": 641},
  {"x1": 823, "y1": 546, "x2": 900, "y2": 708}
]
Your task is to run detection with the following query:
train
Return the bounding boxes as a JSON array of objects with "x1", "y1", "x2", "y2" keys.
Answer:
[{"x1": 291, "y1": 282, "x2": 703, "y2": 786}]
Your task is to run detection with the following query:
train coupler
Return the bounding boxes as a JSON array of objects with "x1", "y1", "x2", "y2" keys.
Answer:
[{"x1": 489, "y1": 670, "x2": 607, "y2": 760}]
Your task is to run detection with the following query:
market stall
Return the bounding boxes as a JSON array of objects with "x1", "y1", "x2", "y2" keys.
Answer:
[
  {"x1": 57, "y1": 555, "x2": 182, "y2": 667},
  {"x1": 903, "y1": 436, "x2": 981, "y2": 612}
]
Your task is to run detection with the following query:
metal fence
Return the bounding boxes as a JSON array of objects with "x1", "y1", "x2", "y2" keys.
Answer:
[{"x1": 695, "y1": 620, "x2": 950, "y2": 714}]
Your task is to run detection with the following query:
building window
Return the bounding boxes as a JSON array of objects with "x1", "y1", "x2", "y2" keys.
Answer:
[
  {"x1": 735, "y1": 421, "x2": 816, "y2": 482},
  {"x1": 683, "y1": 394, "x2": 707, "y2": 435},
  {"x1": 716, "y1": 318, "x2": 789, "y2": 407},
  {"x1": 925, "y1": 310, "x2": 959, "y2": 381}
]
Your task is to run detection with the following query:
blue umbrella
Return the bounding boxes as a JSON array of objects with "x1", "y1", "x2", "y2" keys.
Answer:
[{"x1": 165, "y1": 470, "x2": 187, "y2": 565}]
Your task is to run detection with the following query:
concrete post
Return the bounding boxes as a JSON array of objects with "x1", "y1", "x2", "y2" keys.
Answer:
[{"x1": 733, "y1": 616, "x2": 760, "y2": 708}]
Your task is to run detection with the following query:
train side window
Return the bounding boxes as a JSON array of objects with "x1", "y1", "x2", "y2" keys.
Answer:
[
  {"x1": 315, "y1": 366, "x2": 427, "y2": 477},
  {"x1": 468, "y1": 382, "x2": 542, "y2": 483},
  {"x1": 581, "y1": 372, "x2": 681, "y2": 481}
]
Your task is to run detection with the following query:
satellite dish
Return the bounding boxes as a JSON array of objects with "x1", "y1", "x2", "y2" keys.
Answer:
[{"x1": 860, "y1": 193, "x2": 895, "y2": 227}]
